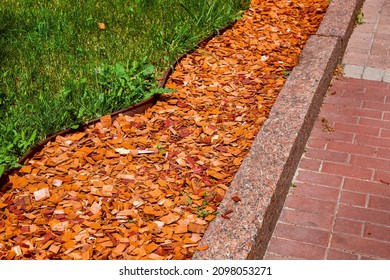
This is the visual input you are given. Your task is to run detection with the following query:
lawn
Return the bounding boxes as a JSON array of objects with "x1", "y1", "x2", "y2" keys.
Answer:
[{"x1": 0, "y1": 0, "x2": 249, "y2": 175}]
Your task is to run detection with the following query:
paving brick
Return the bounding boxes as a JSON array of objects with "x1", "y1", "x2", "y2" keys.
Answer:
[
  {"x1": 351, "y1": 154, "x2": 390, "y2": 172},
  {"x1": 323, "y1": 95, "x2": 363, "y2": 108},
  {"x1": 371, "y1": 43, "x2": 390, "y2": 56},
  {"x1": 279, "y1": 209, "x2": 333, "y2": 230},
  {"x1": 368, "y1": 196, "x2": 390, "y2": 212},
  {"x1": 290, "y1": 182, "x2": 339, "y2": 201},
  {"x1": 377, "y1": 148, "x2": 390, "y2": 159},
  {"x1": 295, "y1": 170, "x2": 343, "y2": 188},
  {"x1": 362, "y1": 66, "x2": 385, "y2": 81},
  {"x1": 263, "y1": 251, "x2": 298, "y2": 260},
  {"x1": 373, "y1": 170, "x2": 390, "y2": 184},
  {"x1": 338, "y1": 106, "x2": 382, "y2": 119},
  {"x1": 273, "y1": 222, "x2": 330, "y2": 246},
  {"x1": 321, "y1": 162, "x2": 373, "y2": 180},
  {"x1": 360, "y1": 255, "x2": 381, "y2": 260},
  {"x1": 306, "y1": 138, "x2": 328, "y2": 149},
  {"x1": 340, "y1": 191, "x2": 368, "y2": 207},
  {"x1": 384, "y1": 70, "x2": 390, "y2": 83},
  {"x1": 284, "y1": 195, "x2": 336, "y2": 215},
  {"x1": 345, "y1": 77, "x2": 389, "y2": 89},
  {"x1": 343, "y1": 87, "x2": 386, "y2": 102},
  {"x1": 266, "y1": 237, "x2": 326, "y2": 260},
  {"x1": 380, "y1": 129, "x2": 390, "y2": 138},
  {"x1": 311, "y1": 129, "x2": 355, "y2": 143},
  {"x1": 320, "y1": 112, "x2": 359, "y2": 124},
  {"x1": 334, "y1": 122, "x2": 380, "y2": 136},
  {"x1": 365, "y1": 85, "x2": 390, "y2": 96},
  {"x1": 304, "y1": 148, "x2": 349, "y2": 163},
  {"x1": 359, "y1": 117, "x2": 390, "y2": 129},
  {"x1": 333, "y1": 217, "x2": 363, "y2": 236},
  {"x1": 342, "y1": 51, "x2": 368, "y2": 65},
  {"x1": 363, "y1": 223, "x2": 390, "y2": 242},
  {"x1": 343, "y1": 64, "x2": 365, "y2": 78},
  {"x1": 355, "y1": 134, "x2": 390, "y2": 149},
  {"x1": 330, "y1": 233, "x2": 390, "y2": 259},
  {"x1": 363, "y1": 100, "x2": 390, "y2": 111},
  {"x1": 298, "y1": 158, "x2": 322, "y2": 171},
  {"x1": 320, "y1": 103, "x2": 340, "y2": 114},
  {"x1": 338, "y1": 204, "x2": 390, "y2": 226},
  {"x1": 326, "y1": 249, "x2": 359, "y2": 260},
  {"x1": 343, "y1": 178, "x2": 390, "y2": 197},
  {"x1": 326, "y1": 141, "x2": 376, "y2": 156},
  {"x1": 384, "y1": 112, "x2": 390, "y2": 121}
]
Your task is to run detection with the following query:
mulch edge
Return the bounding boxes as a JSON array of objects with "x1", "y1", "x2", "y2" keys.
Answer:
[{"x1": 193, "y1": 0, "x2": 364, "y2": 260}]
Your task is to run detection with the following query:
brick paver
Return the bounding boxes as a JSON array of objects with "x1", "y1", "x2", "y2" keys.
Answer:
[
  {"x1": 343, "y1": 0, "x2": 390, "y2": 82},
  {"x1": 264, "y1": 78, "x2": 390, "y2": 260}
]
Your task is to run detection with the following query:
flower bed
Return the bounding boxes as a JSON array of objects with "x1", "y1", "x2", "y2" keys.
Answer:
[{"x1": 0, "y1": 0, "x2": 329, "y2": 260}]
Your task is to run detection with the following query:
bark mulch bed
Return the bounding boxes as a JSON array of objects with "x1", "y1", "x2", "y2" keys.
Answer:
[{"x1": 0, "y1": 0, "x2": 329, "y2": 260}]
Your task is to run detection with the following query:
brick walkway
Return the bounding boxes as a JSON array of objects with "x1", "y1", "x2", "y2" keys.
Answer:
[
  {"x1": 264, "y1": 0, "x2": 390, "y2": 260},
  {"x1": 343, "y1": 0, "x2": 390, "y2": 82}
]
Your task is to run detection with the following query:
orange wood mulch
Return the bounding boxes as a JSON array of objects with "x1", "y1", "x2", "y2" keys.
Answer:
[{"x1": 0, "y1": 0, "x2": 329, "y2": 260}]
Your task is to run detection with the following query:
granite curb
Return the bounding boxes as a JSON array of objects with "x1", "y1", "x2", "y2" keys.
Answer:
[{"x1": 192, "y1": 0, "x2": 363, "y2": 260}]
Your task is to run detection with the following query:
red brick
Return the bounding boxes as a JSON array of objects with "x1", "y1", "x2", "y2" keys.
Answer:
[
  {"x1": 338, "y1": 107, "x2": 383, "y2": 119},
  {"x1": 365, "y1": 86, "x2": 390, "y2": 96},
  {"x1": 360, "y1": 256, "x2": 381, "y2": 260},
  {"x1": 299, "y1": 158, "x2": 321, "y2": 171},
  {"x1": 377, "y1": 148, "x2": 390, "y2": 159},
  {"x1": 285, "y1": 195, "x2": 336, "y2": 214},
  {"x1": 320, "y1": 103, "x2": 340, "y2": 114},
  {"x1": 384, "y1": 112, "x2": 390, "y2": 121},
  {"x1": 266, "y1": 237, "x2": 326, "y2": 260},
  {"x1": 363, "y1": 101, "x2": 390, "y2": 112},
  {"x1": 273, "y1": 222, "x2": 330, "y2": 246},
  {"x1": 340, "y1": 191, "x2": 367, "y2": 207},
  {"x1": 338, "y1": 204, "x2": 390, "y2": 226},
  {"x1": 279, "y1": 209, "x2": 333, "y2": 230},
  {"x1": 350, "y1": 155, "x2": 390, "y2": 172},
  {"x1": 373, "y1": 170, "x2": 390, "y2": 185},
  {"x1": 355, "y1": 134, "x2": 390, "y2": 149},
  {"x1": 334, "y1": 122, "x2": 380, "y2": 136},
  {"x1": 364, "y1": 223, "x2": 390, "y2": 242},
  {"x1": 290, "y1": 182, "x2": 339, "y2": 201},
  {"x1": 304, "y1": 148, "x2": 348, "y2": 163},
  {"x1": 327, "y1": 141, "x2": 376, "y2": 156},
  {"x1": 295, "y1": 170, "x2": 343, "y2": 188},
  {"x1": 311, "y1": 129, "x2": 354, "y2": 143},
  {"x1": 326, "y1": 249, "x2": 358, "y2": 260},
  {"x1": 330, "y1": 233, "x2": 390, "y2": 259},
  {"x1": 320, "y1": 113, "x2": 359, "y2": 125},
  {"x1": 342, "y1": 91, "x2": 385, "y2": 102},
  {"x1": 343, "y1": 178, "x2": 390, "y2": 197},
  {"x1": 333, "y1": 218, "x2": 363, "y2": 236},
  {"x1": 368, "y1": 196, "x2": 390, "y2": 212},
  {"x1": 359, "y1": 117, "x2": 390, "y2": 130},
  {"x1": 323, "y1": 96, "x2": 362, "y2": 107},
  {"x1": 321, "y1": 162, "x2": 373, "y2": 180},
  {"x1": 263, "y1": 252, "x2": 298, "y2": 260},
  {"x1": 380, "y1": 129, "x2": 390, "y2": 139},
  {"x1": 345, "y1": 78, "x2": 389, "y2": 89},
  {"x1": 306, "y1": 138, "x2": 328, "y2": 149}
]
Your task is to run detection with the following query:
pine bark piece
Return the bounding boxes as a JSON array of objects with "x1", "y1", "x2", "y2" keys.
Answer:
[{"x1": 34, "y1": 188, "x2": 50, "y2": 201}]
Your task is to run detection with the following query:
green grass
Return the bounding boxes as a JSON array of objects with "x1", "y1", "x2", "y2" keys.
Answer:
[{"x1": 0, "y1": 0, "x2": 249, "y2": 175}]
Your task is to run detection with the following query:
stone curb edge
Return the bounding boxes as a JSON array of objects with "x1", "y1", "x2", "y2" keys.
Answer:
[{"x1": 193, "y1": 0, "x2": 364, "y2": 260}]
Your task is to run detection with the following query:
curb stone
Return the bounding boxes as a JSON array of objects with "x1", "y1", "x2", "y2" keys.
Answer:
[{"x1": 192, "y1": 0, "x2": 363, "y2": 260}]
